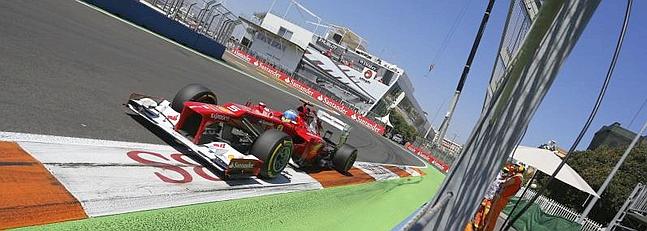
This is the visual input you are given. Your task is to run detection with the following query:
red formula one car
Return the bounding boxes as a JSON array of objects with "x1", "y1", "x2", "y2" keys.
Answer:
[{"x1": 127, "y1": 84, "x2": 358, "y2": 179}]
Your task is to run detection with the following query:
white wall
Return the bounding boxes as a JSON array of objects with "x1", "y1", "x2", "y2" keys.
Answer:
[
  {"x1": 260, "y1": 13, "x2": 314, "y2": 50},
  {"x1": 249, "y1": 31, "x2": 304, "y2": 73}
]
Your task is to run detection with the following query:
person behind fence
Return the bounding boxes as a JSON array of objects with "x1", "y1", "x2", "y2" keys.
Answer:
[{"x1": 466, "y1": 162, "x2": 525, "y2": 231}]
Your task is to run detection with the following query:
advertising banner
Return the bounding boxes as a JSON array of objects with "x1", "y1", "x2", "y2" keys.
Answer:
[{"x1": 230, "y1": 48, "x2": 386, "y2": 135}]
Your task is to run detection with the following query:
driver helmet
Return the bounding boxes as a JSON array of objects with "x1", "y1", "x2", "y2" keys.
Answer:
[
  {"x1": 515, "y1": 162, "x2": 526, "y2": 174},
  {"x1": 282, "y1": 110, "x2": 298, "y2": 123}
]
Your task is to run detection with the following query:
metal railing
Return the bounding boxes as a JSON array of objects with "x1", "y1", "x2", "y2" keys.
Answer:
[
  {"x1": 608, "y1": 183, "x2": 647, "y2": 231},
  {"x1": 410, "y1": 137, "x2": 457, "y2": 166},
  {"x1": 143, "y1": 0, "x2": 240, "y2": 44}
]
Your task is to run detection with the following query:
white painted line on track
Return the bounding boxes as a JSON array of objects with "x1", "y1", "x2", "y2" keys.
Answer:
[{"x1": 0, "y1": 131, "x2": 170, "y2": 150}]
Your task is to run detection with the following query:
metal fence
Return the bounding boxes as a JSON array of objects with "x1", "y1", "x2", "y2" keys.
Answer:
[
  {"x1": 410, "y1": 138, "x2": 457, "y2": 166},
  {"x1": 484, "y1": 0, "x2": 536, "y2": 109},
  {"x1": 143, "y1": 0, "x2": 240, "y2": 44},
  {"x1": 516, "y1": 187, "x2": 604, "y2": 231},
  {"x1": 608, "y1": 183, "x2": 647, "y2": 231}
]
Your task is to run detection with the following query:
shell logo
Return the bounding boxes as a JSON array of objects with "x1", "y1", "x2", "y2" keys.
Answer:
[
  {"x1": 363, "y1": 69, "x2": 373, "y2": 79},
  {"x1": 362, "y1": 67, "x2": 377, "y2": 79}
]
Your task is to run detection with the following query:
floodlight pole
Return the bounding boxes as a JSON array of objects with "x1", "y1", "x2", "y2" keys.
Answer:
[
  {"x1": 435, "y1": 0, "x2": 496, "y2": 147},
  {"x1": 577, "y1": 119, "x2": 647, "y2": 223}
]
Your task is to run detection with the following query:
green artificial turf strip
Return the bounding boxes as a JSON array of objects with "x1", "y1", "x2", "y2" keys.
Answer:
[{"x1": 21, "y1": 167, "x2": 445, "y2": 231}]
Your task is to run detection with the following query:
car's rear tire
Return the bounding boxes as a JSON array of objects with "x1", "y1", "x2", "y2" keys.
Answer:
[
  {"x1": 250, "y1": 129, "x2": 293, "y2": 179},
  {"x1": 171, "y1": 84, "x2": 218, "y2": 112},
  {"x1": 333, "y1": 144, "x2": 357, "y2": 173}
]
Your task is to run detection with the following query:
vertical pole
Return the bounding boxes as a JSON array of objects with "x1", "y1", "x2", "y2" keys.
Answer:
[
  {"x1": 434, "y1": 0, "x2": 496, "y2": 148},
  {"x1": 268, "y1": 0, "x2": 277, "y2": 15},
  {"x1": 185, "y1": 3, "x2": 196, "y2": 21},
  {"x1": 283, "y1": 2, "x2": 292, "y2": 18}
]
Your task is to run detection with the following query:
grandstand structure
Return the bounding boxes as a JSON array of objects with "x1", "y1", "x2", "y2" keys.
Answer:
[{"x1": 236, "y1": 9, "x2": 432, "y2": 136}]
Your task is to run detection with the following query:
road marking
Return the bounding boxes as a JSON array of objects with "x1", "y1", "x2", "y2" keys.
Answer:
[
  {"x1": 380, "y1": 136, "x2": 430, "y2": 168},
  {"x1": 0, "y1": 142, "x2": 87, "y2": 229},
  {"x1": 0, "y1": 131, "x2": 172, "y2": 150}
]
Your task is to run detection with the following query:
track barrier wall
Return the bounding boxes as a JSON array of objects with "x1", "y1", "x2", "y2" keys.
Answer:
[
  {"x1": 228, "y1": 48, "x2": 386, "y2": 135},
  {"x1": 83, "y1": 0, "x2": 225, "y2": 59},
  {"x1": 404, "y1": 142, "x2": 450, "y2": 173}
]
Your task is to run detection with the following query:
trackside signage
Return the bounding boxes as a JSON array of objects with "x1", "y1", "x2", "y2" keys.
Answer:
[
  {"x1": 230, "y1": 48, "x2": 386, "y2": 135},
  {"x1": 404, "y1": 142, "x2": 449, "y2": 173}
]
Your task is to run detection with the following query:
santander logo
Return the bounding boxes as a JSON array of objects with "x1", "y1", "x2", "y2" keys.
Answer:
[{"x1": 317, "y1": 95, "x2": 324, "y2": 101}]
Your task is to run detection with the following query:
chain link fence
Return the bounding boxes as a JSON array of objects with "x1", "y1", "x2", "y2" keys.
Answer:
[{"x1": 410, "y1": 137, "x2": 457, "y2": 166}]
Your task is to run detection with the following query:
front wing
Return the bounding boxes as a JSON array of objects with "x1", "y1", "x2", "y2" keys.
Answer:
[{"x1": 126, "y1": 93, "x2": 261, "y2": 179}]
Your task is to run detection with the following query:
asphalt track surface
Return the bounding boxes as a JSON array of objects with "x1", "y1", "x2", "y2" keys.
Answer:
[{"x1": 0, "y1": 0, "x2": 423, "y2": 166}]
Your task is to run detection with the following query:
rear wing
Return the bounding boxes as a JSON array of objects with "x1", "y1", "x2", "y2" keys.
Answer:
[
  {"x1": 317, "y1": 110, "x2": 351, "y2": 146},
  {"x1": 317, "y1": 110, "x2": 349, "y2": 131}
]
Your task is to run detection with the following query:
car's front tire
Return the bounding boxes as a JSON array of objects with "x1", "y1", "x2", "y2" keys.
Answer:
[
  {"x1": 171, "y1": 84, "x2": 218, "y2": 112},
  {"x1": 250, "y1": 129, "x2": 293, "y2": 179}
]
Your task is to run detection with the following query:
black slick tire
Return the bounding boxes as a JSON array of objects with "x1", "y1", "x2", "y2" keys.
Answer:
[
  {"x1": 171, "y1": 84, "x2": 218, "y2": 112},
  {"x1": 333, "y1": 144, "x2": 358, "y2": 173},
  {"x1": 250, "y1": 129, "x2": 293, "y2": 179}
]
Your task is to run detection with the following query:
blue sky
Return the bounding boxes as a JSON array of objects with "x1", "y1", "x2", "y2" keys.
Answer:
[{"x1": 223, "y1": 0, "x2": 647, "y2": 150}]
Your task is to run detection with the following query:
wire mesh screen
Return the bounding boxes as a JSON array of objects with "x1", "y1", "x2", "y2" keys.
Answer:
[{"x1": 484, "y1": 0, "x2": 539, "y2": 108}]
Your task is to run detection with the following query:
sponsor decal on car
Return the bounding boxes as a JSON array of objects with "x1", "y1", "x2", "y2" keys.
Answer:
[
  {"x1": 229, "y1": 161, "x2": 255, "y2": 169},
  {"x1": 210, "y1": 114, "x2": 230, "y2": 121}
]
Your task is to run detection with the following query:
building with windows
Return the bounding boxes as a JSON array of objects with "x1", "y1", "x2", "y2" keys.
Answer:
[{"x1": 588, "y1": 122, "x2": 647, "y2": 150}]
